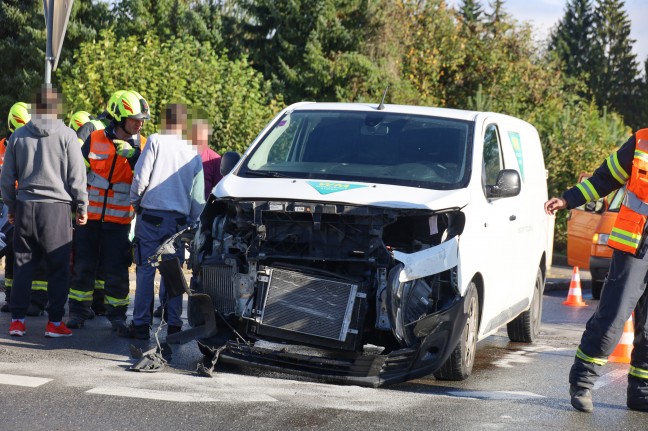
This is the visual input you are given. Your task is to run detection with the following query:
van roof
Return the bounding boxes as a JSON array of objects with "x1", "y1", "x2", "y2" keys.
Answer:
[{"x1": 286, "y1": 102, "x2": 522, "y2": 124}]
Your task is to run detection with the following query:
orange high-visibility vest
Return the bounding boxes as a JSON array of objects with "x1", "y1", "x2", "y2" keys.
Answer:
[
  {"x1": 0, "y1": 137, "x2": 6, "y2": 168},
  {"x1": 608, "y1": 129, "x2": 648, "y2": 253},
  {"x1": 86, "y1": 130, "x2": 136, "y2": 224}
]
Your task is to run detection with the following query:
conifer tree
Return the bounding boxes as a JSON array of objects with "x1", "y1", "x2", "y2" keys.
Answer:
[
  {"x1": 589, "y1": 0, "x2": 640, "y2": 129},
  {"x1": 485, "y1": 0, "x2": 510, "y2": 36},
  {"x1": 549, "y1": 0, "x2": 594, "y2": 78},
  {"x1": 459, "y1": 0, "x2": 483, "y2": 23}
]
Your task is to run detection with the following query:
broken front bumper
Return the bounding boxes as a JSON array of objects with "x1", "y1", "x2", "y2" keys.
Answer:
[{"x1": 217, "y1": 292, "x2": 467, "y2": 387}]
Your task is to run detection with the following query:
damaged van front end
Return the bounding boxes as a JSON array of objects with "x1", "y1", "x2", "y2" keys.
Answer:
[{"x1": 188, "y1": 194, "x2": 469, "y2": 387}]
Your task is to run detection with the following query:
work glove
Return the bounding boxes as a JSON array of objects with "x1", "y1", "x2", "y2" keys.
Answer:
[{"x1": 114, "y1": 139, "x2": 136, "y2": 158}]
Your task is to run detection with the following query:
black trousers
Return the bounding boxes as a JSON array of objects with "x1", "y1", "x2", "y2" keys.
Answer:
[
  {"x1": 570, "y1": 249, "x2": 648, "y2": 399},
  {"x1": 10, "y1": 201, "x2": 73, "y2": 322},
  {"x1": 70, "y1": 220, "x2": 131, "y2": 321}
]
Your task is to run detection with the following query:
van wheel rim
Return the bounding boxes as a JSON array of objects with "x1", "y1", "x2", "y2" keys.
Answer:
[
  {"x1": 531, "y1": 276, "x2": 542, "y2": 335},
  {"x1": 465, "y1": 296, "x2": 478, "y2": 365}
]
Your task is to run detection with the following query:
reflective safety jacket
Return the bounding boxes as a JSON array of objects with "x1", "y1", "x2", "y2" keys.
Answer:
[
  {"x1": 563, "y1": 129, "x2": 648, "y2": 254},
  {"x1": 0, "y1": 137, "x2": 6, "y2": 168},
  {"x1": 609, "y1": 129, "x2": 648, "y2": 252},
  {"x1": 86, "y1": 130, "x2": 137, "y2": 224}
]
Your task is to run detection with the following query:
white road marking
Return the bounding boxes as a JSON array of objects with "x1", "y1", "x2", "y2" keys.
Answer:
[
  {"x1": 87, "y1": 386, "x2": 278, "y2": 403},
  {"x1": 593, "y1": 368, "x2": 628, "y2": 390},
  {"x1": 446, "y1": 390, "x2": 545, "y2": 400},
  {"x1": 87, "y1": 386, "x2": 221, "y2": 402},
  {"x1": 0, "y1": 373, "x2": 52, "y2": 387},
  {"x1": 491, "y1": 345, "x2": 570, "y2": 368}
]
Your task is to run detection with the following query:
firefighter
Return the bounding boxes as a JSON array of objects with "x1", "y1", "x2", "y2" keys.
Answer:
[
  {"x1": 0, "y1": 102, "x2": 48, "y2": 316},
  {"x1": 67, "y1": 90, "x2": 149, "y2": 330},
  {"x1": 545, "y1": 128, "x2": 648, "y2": 413},
  {"x1": 69, "y1": 108, "x2": 115, "y2": 317},
  {"x1": 74, "y1": 90, "x2": 126, "y2": 146}
]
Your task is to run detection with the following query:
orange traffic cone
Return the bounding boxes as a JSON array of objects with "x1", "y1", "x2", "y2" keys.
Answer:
[
  {"x1": 609, "y1": 314, "x2": 634, "y2": 364},
  {"x1": 563, "y1": 266, "x2": 588, "y2": 307}
]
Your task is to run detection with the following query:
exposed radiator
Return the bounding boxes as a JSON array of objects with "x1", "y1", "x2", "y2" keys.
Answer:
[
  {"x1": 260, "y1": 268, "x2": 358, "y2": 342},
  {"x1": 200, "y1": 265, "x2": 237, "y2": 315}
]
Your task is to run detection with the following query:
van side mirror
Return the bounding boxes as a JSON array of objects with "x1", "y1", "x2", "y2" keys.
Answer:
[
  {"x1": 487, "y1": 169, "x2": 521, "y2": 200},
  {"x1": 220, "y1": 151, "x2": 241, "y2": 176}
]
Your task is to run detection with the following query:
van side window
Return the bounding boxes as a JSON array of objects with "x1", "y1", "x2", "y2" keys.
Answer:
[{"x1": 482, "y1": 124, "x2": 503, "y2": 192}]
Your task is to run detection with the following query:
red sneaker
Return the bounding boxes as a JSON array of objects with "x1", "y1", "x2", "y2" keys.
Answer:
[
  {"x1": 45, "y1": 321, "x2": 72, "y2": 338},
  {"x1": 9, "y1": 320, "x2": 26, "y2": 337}
]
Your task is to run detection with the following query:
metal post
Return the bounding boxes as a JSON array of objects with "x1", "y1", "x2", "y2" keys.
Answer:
[{"x1": 44, "y1": 0, "x2": 54, "y2": 84}]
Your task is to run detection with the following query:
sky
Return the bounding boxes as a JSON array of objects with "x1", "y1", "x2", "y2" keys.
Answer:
[{"x1": 447, "y1": 0, "x2": 648, "y2": 74}]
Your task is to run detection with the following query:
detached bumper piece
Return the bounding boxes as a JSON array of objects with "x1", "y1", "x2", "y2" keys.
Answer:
[{"x1": 220, "y1": 343, "x2": 420, "y2": 387}]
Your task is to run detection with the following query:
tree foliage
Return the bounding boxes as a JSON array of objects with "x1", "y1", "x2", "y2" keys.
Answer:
[
  {"x1": 111, "y1": 0, "x2": 228, "y2": 50},
  {"x1": 549, "y1": 0, "x2": 595, "y2": 79},
  {"x1": 230, "y1": 0, "x2": 389, "y2": 103},
  {"x1": 57, "y1": 30, "x2": 281, "y2": 154},
  {"x1": 588, "y1": 0, "x2": 640, "y2": 130},
  {"x1": 0, "y1": 0, "x2": 112, "y2": 137},
  {"x1": 550, "y1": 0, "x2": 642, "y2": 131}
]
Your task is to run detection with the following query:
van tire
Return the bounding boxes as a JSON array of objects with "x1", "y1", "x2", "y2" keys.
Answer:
[
  {"x1": 507, "y1": 268, "x2": 544, "y2": 343},
  {"x1": 591, "y1": 280, "x2": 603, "y2": 300},
  {"x1": 433, "y1": 282, "x2": 479, "y2": 381}
]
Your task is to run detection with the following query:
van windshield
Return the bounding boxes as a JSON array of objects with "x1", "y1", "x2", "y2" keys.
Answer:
[{"x1": 240, "y1": 110, "x2": 473, "y2": 190}]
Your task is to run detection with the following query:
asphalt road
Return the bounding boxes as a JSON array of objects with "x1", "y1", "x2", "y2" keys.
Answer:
[{"x1": 0, "y1": 267, "x2": 645, "y2": 431}]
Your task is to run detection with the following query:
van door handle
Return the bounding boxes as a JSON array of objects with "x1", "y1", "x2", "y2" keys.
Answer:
[{"x1": 509, "y1": 215, "x2": 517, "y2": 221}]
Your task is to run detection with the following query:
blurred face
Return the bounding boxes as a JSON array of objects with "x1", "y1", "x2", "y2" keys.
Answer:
[
  {"x1": 124, "y1": 117, "x2": 144, "y2": 135},
  {"x1": 191, "y1": 122, "x2": 209, "y2": 147}
]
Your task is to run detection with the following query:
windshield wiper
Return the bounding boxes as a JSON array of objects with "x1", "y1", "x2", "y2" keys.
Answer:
[{"x1": 243, "y1": 170, "x2": 293, "y2": 179}]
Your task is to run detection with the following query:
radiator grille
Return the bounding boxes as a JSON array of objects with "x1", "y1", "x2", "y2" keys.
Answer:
[
  {"x1": 201, "y1": 265, "x2": 236, "y2": 315},
  {"x1": 260, "y1": 268, "x2": 357, "y2": 342}
]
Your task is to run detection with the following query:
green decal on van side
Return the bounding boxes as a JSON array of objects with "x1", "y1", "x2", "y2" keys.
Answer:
[
  {"x1": 307, "y1": 181, "x2": 368, "y2": 195},
  {"x1": 508, "y1": 131, "x2": 524, "y2": 182}
]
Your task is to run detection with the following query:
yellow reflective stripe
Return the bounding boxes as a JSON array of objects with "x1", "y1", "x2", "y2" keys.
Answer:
[
  {"x1": 69, "y1": 289, "x2": 93, "y2": 302},
  {"x1": 610, "y1": 227, "x2": 642, "y2": 248},
  {"x1": 94, "y1": 280, "x2": 105, "y2": 290},
  {"x1": 105, "y1": 295, "x2": 129, "y2": 307},
  {"x1": 606, "y1": 153, "x2": 629, "y2": 183},
  {"x1": 84, "y1": 158, "x2": 91, "y2": 169},
  {"x1": 576, "y1": 179, "x2": 600, "y2": 201},
  {"x1": 31, "y1": 280, "x2": 48, "y2": 291},
  {"x1": 630, "y1": 366, "x2": 648, "y2": 380},
  {"x1": 5, "y1": 278, "x2": 12, "y2": 288},
  {"x1": 635, "y1": 149, "x2": 648, "y2": 163},
  {"x1": 576, "y1": 347, "x2": 607, "y2": 366}
]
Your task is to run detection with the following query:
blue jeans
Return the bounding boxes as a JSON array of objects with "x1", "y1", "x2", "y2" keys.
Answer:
[{"x1": 133, "y1": 209, "x2": 187, "y2": 327}]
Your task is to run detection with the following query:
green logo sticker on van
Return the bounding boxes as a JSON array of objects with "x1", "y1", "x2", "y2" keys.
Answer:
[
  {"x1": 307, "y1": 181, "x2": 368, "y2": 195},
  {"x1": 508, "y1": 131, "x2": 524, "y2": 182}
]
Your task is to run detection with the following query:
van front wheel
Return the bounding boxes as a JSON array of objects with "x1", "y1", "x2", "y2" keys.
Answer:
[
  {"x1": 507, "y1": 268, "x2": 544, "y2": 343},
  {"x1": 433, "y1": 282, "x2": 479, "y2": 381}
]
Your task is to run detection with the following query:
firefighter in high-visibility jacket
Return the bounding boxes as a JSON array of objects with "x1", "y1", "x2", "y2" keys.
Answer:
[
  {"x1": 66, "y1": 90, "x2": 149, "y2": 330},
  {"x1": 68, "y1": 108, "x2": 112, "y2": 317},
  {"x1": 545, "y1": 128, "x2": 648, "y2": 413},
  {"x1": 0, "y1": 102, "x2": 48, "y2": 316}
]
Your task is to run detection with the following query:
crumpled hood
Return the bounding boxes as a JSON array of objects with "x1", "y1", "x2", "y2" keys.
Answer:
[
  {"x1": 25, "y1": 117, "x2": 65, "y2": 138},
  {"x1": 215, "y1": 175, "x2": 470, "y2": 210}
]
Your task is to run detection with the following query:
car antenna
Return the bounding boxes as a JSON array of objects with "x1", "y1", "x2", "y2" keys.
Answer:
[{"x1": 377, "y1": 85, "x2": 389, "y2": 111}]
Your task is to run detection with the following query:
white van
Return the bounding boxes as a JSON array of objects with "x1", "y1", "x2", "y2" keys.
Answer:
[{"x1": 180, "y1": 102, "x2": 553, "y2": 387}]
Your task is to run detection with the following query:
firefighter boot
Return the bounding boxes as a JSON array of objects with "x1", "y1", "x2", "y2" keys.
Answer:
[
  {"x1": 627, "y1": 375, "x2": 648, "y2": 412},
  {"x1": 570, "y1": 385, "x2": 594, "y2": 412}
]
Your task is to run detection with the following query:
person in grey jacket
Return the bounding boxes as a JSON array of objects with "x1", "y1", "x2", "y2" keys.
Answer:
[
  {"x1": 119, "y1": 103, "x2": 205, "y2": 339},
  {"x1": 0, "y1": 86, "x2": 88, "y2": 338}
]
